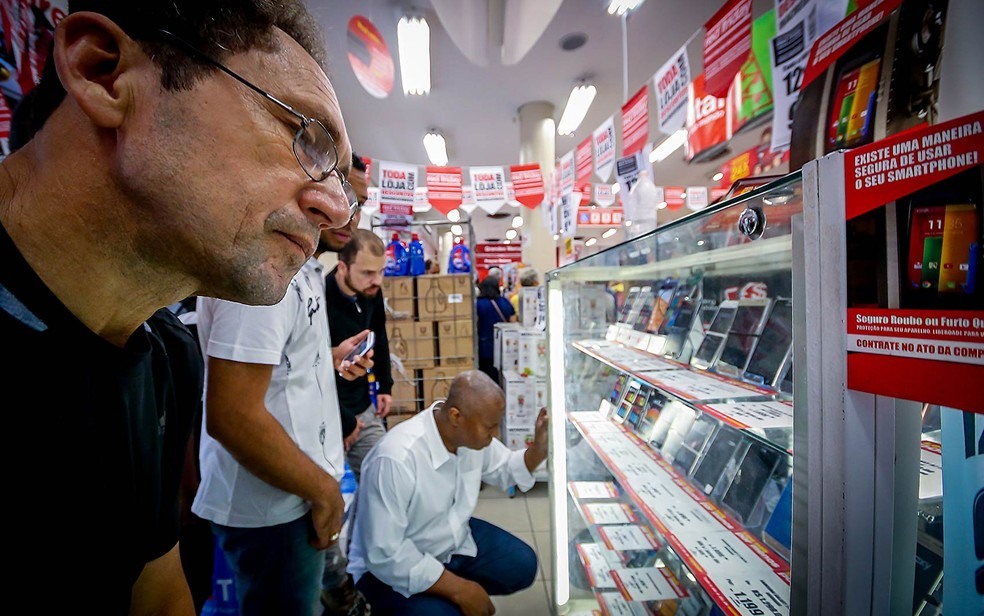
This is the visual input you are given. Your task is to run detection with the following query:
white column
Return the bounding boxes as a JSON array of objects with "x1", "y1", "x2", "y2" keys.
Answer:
[{"x1": 517, "y1": 101, "x2": 556, "y2": 276}]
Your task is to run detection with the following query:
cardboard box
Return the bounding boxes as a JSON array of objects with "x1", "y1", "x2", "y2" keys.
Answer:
[
  {"x1": 502, "y1": 371, "x2": 547, "y2": 430},
  {"x1": 437, "y1": 319, "x2": 475, "y2": 366},
  {"x1": 517, "y1": 330, "x2": 547, "y2": 377},
  {"x1": 382, "y1": 276, "x2": 415, "y2": 318},
  {"x1": 419, "y1": 366, "x2": 467, "y2": 405},
  {"x1": 389, "y1": 373, "x2": 420, "y2": 414},
  {"x1": 388, "y1": 321, "x2": 436, "y2": 370},
  {"x1": 520, "y1": 287, "x2": 545, "y2": 329},
  {"x1": 416, "y1": 274, "x2": 473, "y2": 320},
  {"x1": 494, "y1": 323, "x2": 522, "y2": 373}
]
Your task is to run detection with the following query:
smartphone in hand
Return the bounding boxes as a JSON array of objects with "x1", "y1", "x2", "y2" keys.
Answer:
[{"x1": 343, "y1": 331, "x2": 375, "y2": 364}]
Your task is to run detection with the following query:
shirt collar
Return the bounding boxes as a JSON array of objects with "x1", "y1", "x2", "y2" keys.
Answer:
[{"x1": 423, "y1": 402, "x2": 453, "y2": 469}]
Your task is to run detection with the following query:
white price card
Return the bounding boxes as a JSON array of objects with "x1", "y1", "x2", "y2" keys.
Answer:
[
  {"x1": 570, "y1": 481, "x2": 620, "y2": 500},
  {"x1": 610, "y1": 567, "x2": 688, "y2": 601},
  {"x1": 657, "y1": 500, "x2": 728, "y2": 537},
  {"x1": 582, "y1": 502, "x2": 637, "y2": 525},
  {"x1": 682, "y1": 533, "x2": 779, "y2": 576},
  {"x1": 598, "y1": 525, "x2": 660, "y2": 551},
  {"x1": 630, "y1": 356, "x2": 681, "y2": 371},
  {"x1": 918, "y1": 441, "x2": 943, "y2": 500},
  {"x1": 700, "y1": 401, "x2": 794, "y2": 430},
  {"x1": 571, "y1": 410, "x2": 608, "y2": 424},
  {"x1": 598, "y1": 591, "x2": 637, "y2": 616},
  {"x1": 643, "y1": 370, "x2": 764, "y2": 401},
  {"x1": 576, "y1": 543, "x2": 619, "y2": 589},
  {"x1": 716, "y1": 573, "x2": 790, "y2": 616}
]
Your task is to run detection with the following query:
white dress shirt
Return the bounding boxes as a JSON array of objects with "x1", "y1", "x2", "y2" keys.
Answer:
[
  {"x1": 192, "y1": 258, "x2": 344, "y2": 528},
  {"x1": 347, "y1": 402, "x2": 535, "y2": 597}
]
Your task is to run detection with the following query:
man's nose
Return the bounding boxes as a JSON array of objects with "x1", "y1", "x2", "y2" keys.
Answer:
[{"x1": 298, "y1": 181, "x2": 351, "y2": 230}]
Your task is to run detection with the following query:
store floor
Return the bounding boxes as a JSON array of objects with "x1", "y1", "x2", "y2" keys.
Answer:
[{"x1": 475, "y1": 481, "x2": 554, "y2": 614}]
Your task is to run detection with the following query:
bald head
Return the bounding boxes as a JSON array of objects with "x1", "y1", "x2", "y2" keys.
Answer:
[
  {"x1": 446, "y1": 370, "x2": 504, "y2": 413},
  {"x1": 436, "y1": 370, "x2": 505, "y2": 452}
]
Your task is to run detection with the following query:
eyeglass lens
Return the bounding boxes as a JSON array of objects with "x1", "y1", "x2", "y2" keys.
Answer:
[{"x1": 293, "y1": 119, "x2": 337, "y2": 182}]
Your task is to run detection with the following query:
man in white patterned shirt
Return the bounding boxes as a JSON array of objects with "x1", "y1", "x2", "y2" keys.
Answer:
[{"x1": 348, "y1": 370, "x2": 548, "y2": 615}]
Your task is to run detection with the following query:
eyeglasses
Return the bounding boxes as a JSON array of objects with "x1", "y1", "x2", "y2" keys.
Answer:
[{"x1": 156, "y1": 29, "x2": 360, "y2": 226}]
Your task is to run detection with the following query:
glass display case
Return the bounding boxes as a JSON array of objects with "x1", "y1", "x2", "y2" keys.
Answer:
[{"x1": 545, "y1": 172, "x2": 804, "y2": 616}]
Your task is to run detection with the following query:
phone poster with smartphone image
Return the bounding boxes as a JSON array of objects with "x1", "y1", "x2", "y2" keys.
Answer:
[{"x1": 843, "y1": 110, "x2": 984, "y2": 414}]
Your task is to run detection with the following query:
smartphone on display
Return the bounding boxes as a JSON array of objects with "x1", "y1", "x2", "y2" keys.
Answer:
[
  {"x1": 844, "y1": 58, "x2": 881, "y2": 147},
  {"x1": 826, "y1": 67, "x2": 860, "y2": 150},
  {"x1": 729, "y1": 299, "x2": 772, "y2": 335},
  {"x1": 743, "y1": 299, "x2": 794, "y2": 389},
  {"x1": 716, "y1": 334, "x2": 758, "y2": 376},
  {"x1": 343, "y1": 331, "x2": 375, "y2": 363},
  {"x1": 662, "y1": 297, "x2": 702, "y2": 358},
  {"x1": 903, "y1": 197, "x2": 982, "y2": 306},
  {"x1": 763, "y1": 479, "x2": 793, "y2": 561},
  {"x1": 720, "y1": 442, "x2": 784, "y2": 525},
  {"x1": 672, "y1": 414, "x2": 719, "y2": 477},
  {"x1": 690, "y1": 424, "x2": 742, "y2": 496},
  {"x1": 690, "y1": 302, "x2": 738, "y2": 370},
  {"x1": 614, "y1": 379, "x2": 643, "y2": 423}
]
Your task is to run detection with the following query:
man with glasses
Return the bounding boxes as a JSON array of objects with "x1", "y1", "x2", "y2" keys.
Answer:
[{"x1": 0, "y1": 1, "x2": 357, "y2": 612}]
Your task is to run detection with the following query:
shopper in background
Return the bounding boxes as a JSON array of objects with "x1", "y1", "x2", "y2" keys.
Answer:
[
  {"x1": 476, "y1": 276, "x2": 517, "y2": 384},
  {"x1": 320, "y1": 153, "x2": 368, "y2": 253},
  {"x1": 509, "y1": 267, "x2": 540, "y2": 314},
  {"x1": 425, "y1": 258, "x2": 441, "y2": 274},
  {"x1": 0, "y1": 1, "x2": 352, "y2": 610},
  {"x1": 349, "y1": 370, "x2": 548, "y2": 615},
  {"x1": 194, "y1": 253, "x2": 373, "y2": 615}
]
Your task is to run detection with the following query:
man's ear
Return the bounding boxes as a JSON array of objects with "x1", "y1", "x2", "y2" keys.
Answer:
[
  {"x1": 446, "y1": 406, "x2": 461, "y2": 426},
  {"x1": 53, "y1": 12, "x2": 144, "y2": 129}
]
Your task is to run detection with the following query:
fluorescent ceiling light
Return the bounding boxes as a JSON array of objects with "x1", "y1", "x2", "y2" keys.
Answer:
[
  {"x1": 398, "y1": 16, "x2": 431, "y2": 95},
  {"x1": 503, "y1": 239, "x2": 511, "y2": 244},
  {"x1": 649, "y1": 129, "x2": 687, "y2": 163},
  {"x1": 447, "y1": 208, "x2": 461, "y2": 222},
  {"x1": 423, "y1": 131, "x2": 448, "y2": 166},
  {"x1": 602, "y1": 228, "x2": 617, "y2": 239},
  {"x1": 451, "y1": 224, "x2": 463, "y2": 236},
  {"x1": 607, "y1": 0, "x2": 646, "y2": 16},
  {"x1": 557, "y1": 84, "x2": 597, "y2": 136},
  {"x1": 585, "y1": 237, "x2": 597, "y2": 247},
  {"x1": 512, "y1": 215, "x2": 524, "y2": 228},
  {"x1": 505, "y1": 229, "x2": 518, "y2": 240},
  {"x1": 552, "y1": 233, "x2": 559, "y2": 241},
  {"x1": 712, "y1": 172, "x2": 724, "y2": 181},
  {"x1": 657, "y1": 201, "x2": 667, "y2": 209}
]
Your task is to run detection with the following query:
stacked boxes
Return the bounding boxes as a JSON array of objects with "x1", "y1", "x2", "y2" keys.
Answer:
[
  {"x1": 500, "y1": 370, "x2": 549, "y2": 481},
  {"x1": 381, "y1": 274, "x2": 475, "y2": 421},
  {"x1": 493, "y1": 323, "x2": 522, "y2": 377}
]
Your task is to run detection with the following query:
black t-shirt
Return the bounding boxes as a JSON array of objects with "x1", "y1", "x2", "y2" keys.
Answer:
[{"x1": 0, "y1": 223, "x2": 201, "y2": 612}]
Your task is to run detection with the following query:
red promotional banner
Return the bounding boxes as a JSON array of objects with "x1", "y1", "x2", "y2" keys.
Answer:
[
  {"x1": 801, "y1": 0, "x2": 901, "y2": 90},
  {"x1": 621, "y1": 85, "x2": 650, "y2": 157},
  {"x1": 510, "y1": 163, "x2": 545, "y2": 209},
  {"x1": 844, "y1": 111, "x2": 984, "y2": 220},
  {"x1": 425, "y1": 166, "x2": 462, "y2": 214},
  {"x1": 577, "y1": 207, "x2": 624, "y2": 227},
  {"x1": 703, "y1": 0, "x2": 752, "y2": 98},
  {"x1": 576, "y1": 136, "x2": 593, "y2": 194},
  {"x1": 474, "y1": 243, "x2": 524, "y2": 268},
  {"x1": 686, "y1": 74, "x2": 732, "y2": 162},
  {"x1": 346, "y1": 15, "x2": 395, "y2": 98}
]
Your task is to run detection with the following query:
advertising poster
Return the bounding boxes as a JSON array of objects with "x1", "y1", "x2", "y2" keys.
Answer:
[
  {"x1": 509, "y1": 163, "x2": 545, "y2": 209},
  {"x1": 614, "y1": 151, "x2": 644, "y2": 203},
  {"x1": 686, "y1": 73, "x2": 732, "y2": 163},
  {"x1": 728, "y1": 9, "x2": 775, "y2": 134},
  {"x1": 578, "y1": 207, "x2": 624, "y2": 227},
  {"x1": 469, "y1": 165, "x2": 506, "y2": 214},
  {"x1": 377, "y1": 160, "x2": 417, "y2": 224},
  {"x1": 593, "y1": 115, "x2": 617, "y2": 181},
  {"x1": 346, "y1": 15, "x2": 395, "y2": 99},
  {"x1": 621, "y1": 85, "x2": 650, "y2": 157},
  {"x1": 576, "y1": 136, "x2": 593, "y2": 195},
  {"x1": 654, "y1": 45, "x2": 691, "y2": 136},
  {"x1": 594, "y1": 183, "x2": 616, "y2": 207},
  {"x1": 560, "y1": 191, "x2": 578, "y2": 241},
  {"x1": 425, "y1": 166, "x2": 462, "y2": 214},
  {"x1": 843, "y1": 111, "x2": 984, "y2": 413},
  {"x1": 703, "y1": 0, "x2": 753, "y2": 98},
  {"x1": 560, "y1": 149, "x2": 576, "y2": 195}
]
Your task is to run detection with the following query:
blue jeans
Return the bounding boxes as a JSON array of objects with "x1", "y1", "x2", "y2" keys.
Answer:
[
  {"x1": 355, "y1": 517, "x2": 538, "y2": 615},
  {"x1": 211, "y1": 512, "x2": 324, "y2": 616}
]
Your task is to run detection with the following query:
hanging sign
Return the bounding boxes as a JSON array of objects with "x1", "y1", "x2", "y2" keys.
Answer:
[
  {"x1": 663, "y1": 186, "x2": 686, "y2": 211},
  {"x1": 560, "y1": 150, "x2": 576, "y2": 195},
  {"x1": 469, "y1": 165, "x2": 507, "y2": 214},
  {"x1": 378, "y1": 160, "x2": 416, "y2": 222},
  {"x1": 703, "y1": 0, "x2": 753, "y2": 98},
  {"x1": 346, "y1": 15, "x2": 395, "y2": 99},
  {"x1": 425, "y1": 166, "x2": 462, "y2": 215},
  {"x1": 594, "y1": 183, "x2": 616, "y2": 207},
  {"x1": 729, "y1": 9, "x2": 775, "y2": 133},
  {"x1": 801, "y1": 0, "x2": 901, "y2": 90},
  {"x1": 594, "y1": 115, "x2": 617, "y2": 181},
  {"x1": 686, "y1": 186, "x2": 710, "y2": 211},
  {"x1": 621, "y1": 85, "x2": 650, "y2": 157},
  {"x1": 474, "y1": 243, "x2": 524, "y2": 268},
  {"x1": 686, "y1": 73, "x2": 732, "y2": 162},
  {"x1": 364, "y1": 187, "x2": 380, "y2": 212},
  {"x1": 560, "y1": 192, "x2": 578, "y2": 240},
  {"x1": 576, "y1": 136, "x2": 593, "y2": 195},
  {"x1": 544, "y1": 196, "x2": 558, "y2": 236},
  {"x1": 614, "y1": 152, "x2": 644, "y2": 203},
  {"x1": 460, "y1": 185, "x2": 477, "y2": 213},
  {"x1": 413, "y1": 187, "x2": 431, "y2": 212},
  {"x1": 510, "y1": 163, "x2": 545, "y2": 209},
  {"x1": 654, "y1": 45, "x2": 691, "y2": 135},
  {"x1": 578, "y1": 207, "x2": 624, "y2": 227}
]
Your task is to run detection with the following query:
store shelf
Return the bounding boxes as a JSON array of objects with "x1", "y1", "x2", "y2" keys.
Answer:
[{"x1": 570, "y1": 413, "x2": 791, "y2": 616}]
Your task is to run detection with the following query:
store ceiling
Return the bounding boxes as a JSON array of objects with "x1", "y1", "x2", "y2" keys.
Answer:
[{"x1": 306, "y1": 0, "x2": 779, "y2": 253}]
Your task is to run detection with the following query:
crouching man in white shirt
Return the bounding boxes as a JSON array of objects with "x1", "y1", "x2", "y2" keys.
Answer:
[{"x1": 348, "y1": 369, "x2": 548, "y2": 615}]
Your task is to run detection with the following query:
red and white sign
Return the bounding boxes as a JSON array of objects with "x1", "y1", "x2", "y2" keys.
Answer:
[
  {"x1": 576, "y1": 136, "x2": 593, "y2": 195},
  {"x1": 703, "y1": 0, "x2": 753, "y2": 98},
  {"x1": 346, "y1": 15, "x2": 395, "y2": 98},
  {"x1": 801, "y1": 0, "x2": 901, "y2": 90},
  {"x1": 377, "y1": 160, "x2": 417, "y2": 220},
  {"x1": 594, "y1": 183, "x2": 616, "y2": 207},
  {"x1": 848, "y1": 309, "x2": 984, "y2": 367},
  {"x1": 844, "y1": 111, "x2": 984, "y2": 220},
  {"x1": 474, "y1": 243, "x2": 524, "y2": 268},
  {"x1": 686, "y1": 186, "x2": 710, "y2": 211},
  {"x1": 594, "y1": 116, "x2": 617, "y2": 181},
  {"x1": 654, "y1": 45, "x2": 692, "y2": 135},
  {"x1": 577, "y1": 207, "x2": 625, "y2": 227},
  {"x1": 560, "y1": 150, "x2": 576, "y2": 195},
  {"x1": 686, "y1": 73, "x2": 732, "y2": 162},
  {"x1": 509, "y1": 163, "x2": 545, "y2": 209},
  {"x1": 663, "y1": 186, "x2": 687, "y2": 211},
  {"x1": 469, "y1": 165, "x2": 507, "y2": 214},
  {"x1": 621, "y1": 85, "x2": 650, "y2": 157},
  {"x1": 425, "y1": 166, "x2": 462, "y2": 215}
]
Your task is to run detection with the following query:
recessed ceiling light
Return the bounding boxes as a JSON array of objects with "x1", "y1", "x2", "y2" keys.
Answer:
[
  {"x1": 503, "y1": 239, "x2": 511, "y2": 244},
  {"x1": 447, "y1": 209, "x2": 460, "y2": 222},
  {"x1": 512, "y1": 215, "x2": 524, "y2": 228},
  {"x1": 612, "y1": 183, "x2": 620, "y2": 194},
  {"x1": 602, "y1": 228, "x2": 617, "y2": 239},
  {"x1": 505, "y1": 229, "x2": 517, "y2": 240},
  {"x1": 552, "y1": 234, "x2": 559, "y2": 241},
  {"x1": 451, "y1": 224, "x2": 463, "y2": 236},
  {"x1": 585, "y1": 238, "x2": 597, "y2": 247},
  {"x1": 712, "y1": 172, "x2": 724, "y2": 181}
]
